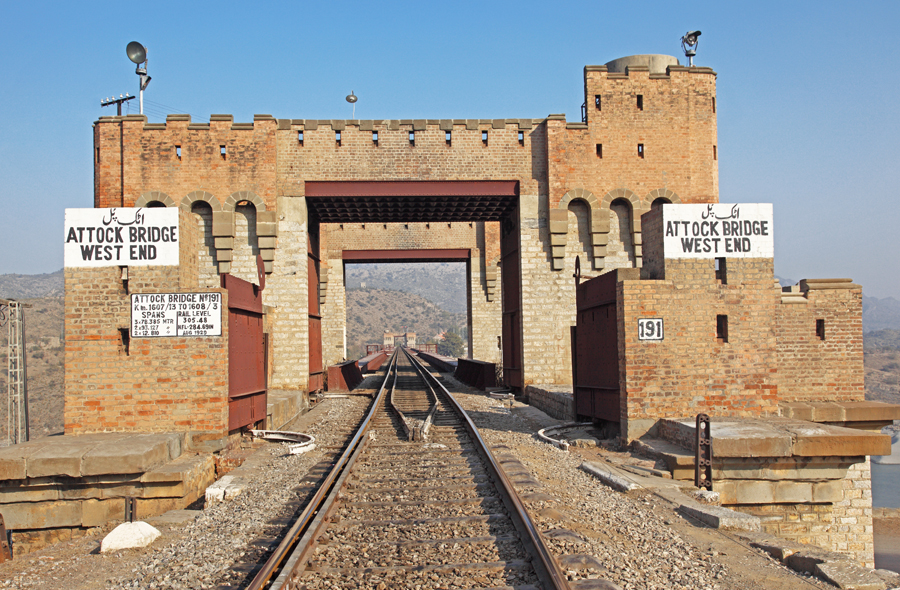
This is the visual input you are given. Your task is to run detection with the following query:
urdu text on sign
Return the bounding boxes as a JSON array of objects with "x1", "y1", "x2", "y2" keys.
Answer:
[{"x1": 662, "y1": 203, "x2": 774, "y2": 259}]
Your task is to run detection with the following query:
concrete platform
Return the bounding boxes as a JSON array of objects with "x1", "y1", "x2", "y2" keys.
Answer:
[
  {"x1": 780, "y1": 401, "x2": 900, "y2": 430},
  {"x1": 0, "y1": 433, "x2": 216, "y2": 556}
]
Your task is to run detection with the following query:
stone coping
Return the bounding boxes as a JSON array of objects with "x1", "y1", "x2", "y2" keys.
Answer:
[
  {"x1": 780, "y1": 400, "x2": 900, "y2": 425},
  {"x1": 661, "y1": 416, "x2": 891, "y2": 458},
  {"x1": 0, "y1": 433, "x2": 185, "y2": 480}
]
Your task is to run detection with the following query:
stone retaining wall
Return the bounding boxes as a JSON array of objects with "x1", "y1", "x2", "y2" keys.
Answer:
[{"x1": 524, "y1": 385, "x2": 575, "y2": 421}]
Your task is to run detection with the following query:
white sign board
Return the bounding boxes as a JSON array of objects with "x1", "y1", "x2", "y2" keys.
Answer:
[
  {"x1": 64, "y1": 208, "x2": 179, "y2": 267},
  {"x1": 131, "y1": 293, "x2": 222, "y2": 337},
  {"x1": 638, "y1": 318, "x2": 664, "y2": 341},
  {"x1": 663, "y1": 204, "x2": 773, "y2": 258}
]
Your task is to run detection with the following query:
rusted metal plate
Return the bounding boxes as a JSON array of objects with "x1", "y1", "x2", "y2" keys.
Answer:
[
  {"x1": 306, "y1": 180, "x2": 519, "y2": 197},
  {"x1": 223, "y1": 273, "x2": 267, "y2": 431},
  {"x1": 454, "y1": 358, "x2": 497, "y2": 390},
  {"x1": 342, "y1": 249, "x2": 469, "y2": 262},
  {"x1": 308, "y1": 237, "x2": 324, "y2": 393},
  {"x1": 501, "y1": 207, "x2": 523, "y2": 390},
  {"x1": 574, "y1": 270, "x2": 620, "y2": 422},
  {"x1": 327, "y1": 360, "x2": 365, "y2": 392},
  {"x1": 228, "y1": 391, "x2": 267, "y2": 432},
  {"x1": 220, "y1": 273, "x2": 263, "y2": 313},
  {"x1": 305, "y1": 181, "x2": 519, "y2": 223}
]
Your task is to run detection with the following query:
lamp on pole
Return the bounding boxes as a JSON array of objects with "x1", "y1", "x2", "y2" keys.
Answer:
[{"x1": 126, "y1": 41, "x2": 151, "y2": 115}]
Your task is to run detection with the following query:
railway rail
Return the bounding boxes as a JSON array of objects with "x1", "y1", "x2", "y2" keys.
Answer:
[{"x1": 247, "y1": 347, "x2": 571, "y2": 590}]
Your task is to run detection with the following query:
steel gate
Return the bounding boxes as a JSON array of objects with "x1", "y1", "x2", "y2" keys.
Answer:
[
  {"x1": 573, "y1": 259, "x2": 621, "y2": 422},
  {"x1": 222, "y1": 273, "x2": 267, "y2": 431}
]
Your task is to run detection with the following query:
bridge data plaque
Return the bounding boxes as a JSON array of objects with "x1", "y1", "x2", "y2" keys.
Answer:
[{"x1": 131, "y1": 293, "x2": 222, "y2": 337}]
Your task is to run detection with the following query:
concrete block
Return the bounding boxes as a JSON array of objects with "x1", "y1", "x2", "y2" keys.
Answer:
[
  {"x1": 550, "y1": 233, "x2": 567, "y2": 246},
  {"x1": 580, "y1": 461, "x2": 641, "y2": 493},
  {"x1": 716, "y1": 479, "x2": 774, "y2": 504},
  {"x1": 83, "y1": 498, "x2": 125, "y2": 527},
  {"x1": 258, "y1": 236, "x2": 277, "y2": 249},
  {"x1": 593, "y1": 233, "x2": 609, "y2": 246},
  {"x1": 841, "y1": 401, "x2": 900, "y2": 423},
  {"x1": 214, "y1": 236, "x2": 234, "y2": 249},
  {"x1": 211, "y1": 212, "x2": 234, "y2": 237},
  {"x1": 0, "y1": 484, "x2": 60, "y2": 503},
  {"x1": 552, "y1": 258, "x2": 565, "y2": 271},
  {"x1": 703, "y1": 421, "x2": 793, "y2": 458},
  {"x1": 27, "y1": 442, "x2": 97, "y2": 478},
  {"x1": 549, "y1": 209, "x2": 568, "y2": 223},
  {"x1": 218, "y1": 261, "x2": 231, "y2": 274},
  {"x1": 781, "y1": 402, "x2": 814, "y2": 421},
  {"x1": 263, "y1": 261, "x2": 273, "y2": 273},
  {"x1": 814, "y1": 561, "x2": 887, "y2": 590},
  {"x1": 808, "y1": 403, "x2": 845, "y2": 423},
  {"x1": 257, "y1": 222, "x2": 277, "y2": 237},
  {"x1": 677, "y1": 502, "x2": 761, "y2": 531},
  {"x1": 812, "y1": 480, "x2": 844, "y2": 502},
  {"x1": 260, "y1": 248, "x2": 276, "y2": 262},
  {"x1": 217, "y1": 249, "x2": 233, "y2": 262},
  {"x1": 786, "y1": 548, "x2": 850, "y2": 575},
  {"x1": 2, "y1": 500, "x2": 82, "y2": 529},
  {"x1": 551, "y1": 246, "x2": 566, "y2": 258},
  {"x1": 789, "y1": 423, "x2": 890, "y2": 457},
  {"x1": 0, "y1": 441, "x2": 53, "y2": 480},
  {"x1": 592, "y1": 218, "x2": 610, "y2": 233},
  {"x1": 439, "y1": 120, "x2": 453, "y2": 131},
  {"x1": 81, "y1": 435, "x2": 173, "y2": 477},
  {"x1": 549, "y1": 220, "x2": 568, "y2": 234},
  {"x1": 257, "y1": 211, "x2": 277, "y2": 226},
  {"x1": 593, "y1": 245, "x2": 607, "y2": 258},
  {"x1": 773, "y1": 481, "x2": 812, "y2": 503}
]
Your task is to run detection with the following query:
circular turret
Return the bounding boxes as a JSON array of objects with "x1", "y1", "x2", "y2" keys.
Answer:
[{"x1": 604, "y1": 54, "x2": 680, "y2": 74}]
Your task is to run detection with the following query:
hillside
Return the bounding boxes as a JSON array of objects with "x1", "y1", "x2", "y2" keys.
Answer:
[
  {"x1": 864, "y1": 329, "x2": 900, "y2": 405},
  {"x1": 346, "y1": 288, "x2": 466, "y2": 358},
  {"x1": 0, "y1": 269, "x2": 63, "y2": 299},
  {"x1": 0, "y1": 296, "x2": 65, "y2": 442},
  {"x1": 863, "y1": 296, "x2": 900, "y2": 333},
  {"x1": 345, "y1": 262, "x2": 467, "y2": 314}
]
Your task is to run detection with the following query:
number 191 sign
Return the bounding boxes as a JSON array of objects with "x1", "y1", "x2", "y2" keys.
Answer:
[{"x1": 638, "y1": 318, "x2": 664, "y2": 341}]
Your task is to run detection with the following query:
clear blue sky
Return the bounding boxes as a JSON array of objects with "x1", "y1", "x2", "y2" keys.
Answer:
[{"x1": 1, "y1": 1, "x2": 898, "y2": 298}]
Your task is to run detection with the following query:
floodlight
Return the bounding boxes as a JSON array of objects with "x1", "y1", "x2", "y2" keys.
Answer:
[
  {"x1": 125, "y1": 41, "x2": 150, "y2": 115},
  {"x1": 346, "y1": 91, "x2": 358, "y2": 118},
  {"x1": 681, "y1": 31, "x2": 701, "y2": 66},
  {"x1": 126, "y1": 41, "x2": 147, "y2": 65}
]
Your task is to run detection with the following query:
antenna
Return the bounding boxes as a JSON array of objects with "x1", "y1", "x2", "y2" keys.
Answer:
[
  {"x1": 681, "y1": 31, "x2": 701, "y2": 67},
  {"x1": 126, "y1": 41, "x2": 151, "y2": 115},
  {"x1": 346, "y1": 91, "x2": 358, "y2": 119}
]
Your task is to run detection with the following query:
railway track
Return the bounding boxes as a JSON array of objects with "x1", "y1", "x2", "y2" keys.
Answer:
[{"x1": 247, "y1": 348, "x2": 571, "y2": 590}]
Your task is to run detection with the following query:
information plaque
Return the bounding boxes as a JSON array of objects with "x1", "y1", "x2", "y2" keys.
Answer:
[{"x1": 131, "y1": 293, "x2": 222, "y2": 337}]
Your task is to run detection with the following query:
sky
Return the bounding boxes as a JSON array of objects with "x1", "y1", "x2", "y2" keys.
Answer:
[{"x1": 1, "y1": 1, "x2": 898, "y2": 298}]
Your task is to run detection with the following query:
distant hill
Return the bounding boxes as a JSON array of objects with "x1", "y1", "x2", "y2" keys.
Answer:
[
  {"x1": 345, "y1": 262, "x2": 467, "y2": 314},
  {"x1": 863, "y1": 296, "x2": 900, "y2": 333},
  {"x1": 0, "y1": 295, "x2": 65, "y2": 442},
  {"x1": 347, "y1": 288, "x2": 466, "y2": 358},
  {"x1": 0, "y1": 269, "x2": 64, "y2": 299}
]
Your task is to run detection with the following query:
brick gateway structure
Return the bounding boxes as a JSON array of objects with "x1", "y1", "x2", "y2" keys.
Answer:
[
  {"x1": 80, "y1": 54, "x2": 718, "y2": 432},
  {"x1": 50, "y1": 52, "x2": 900, "y2": 567}
]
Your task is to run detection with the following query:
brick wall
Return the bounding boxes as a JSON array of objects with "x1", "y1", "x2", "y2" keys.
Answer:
[
  {"x1": 90, "y1": 60, "x2": 720, "y2": 394},
  {"x1": 94, "y1": 115, "x2": 277, "y2": 210},
  {"x1": 776, "y1": 287, "x2": 865, "y2": 403},
  {"x1": 548, "y1": 65, "x2": 718, "y2": 210},
  {"x1": 732, "y1": 459, "x2": 874, "y2": 567},
  {"x1": 64, "y1": 210, "x2": 229, "y2": 435}
]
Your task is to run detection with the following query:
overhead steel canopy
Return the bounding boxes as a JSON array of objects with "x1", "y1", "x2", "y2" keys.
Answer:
[{"x1": 305, "y1": 180, "x2": 518, "y2": 223}]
